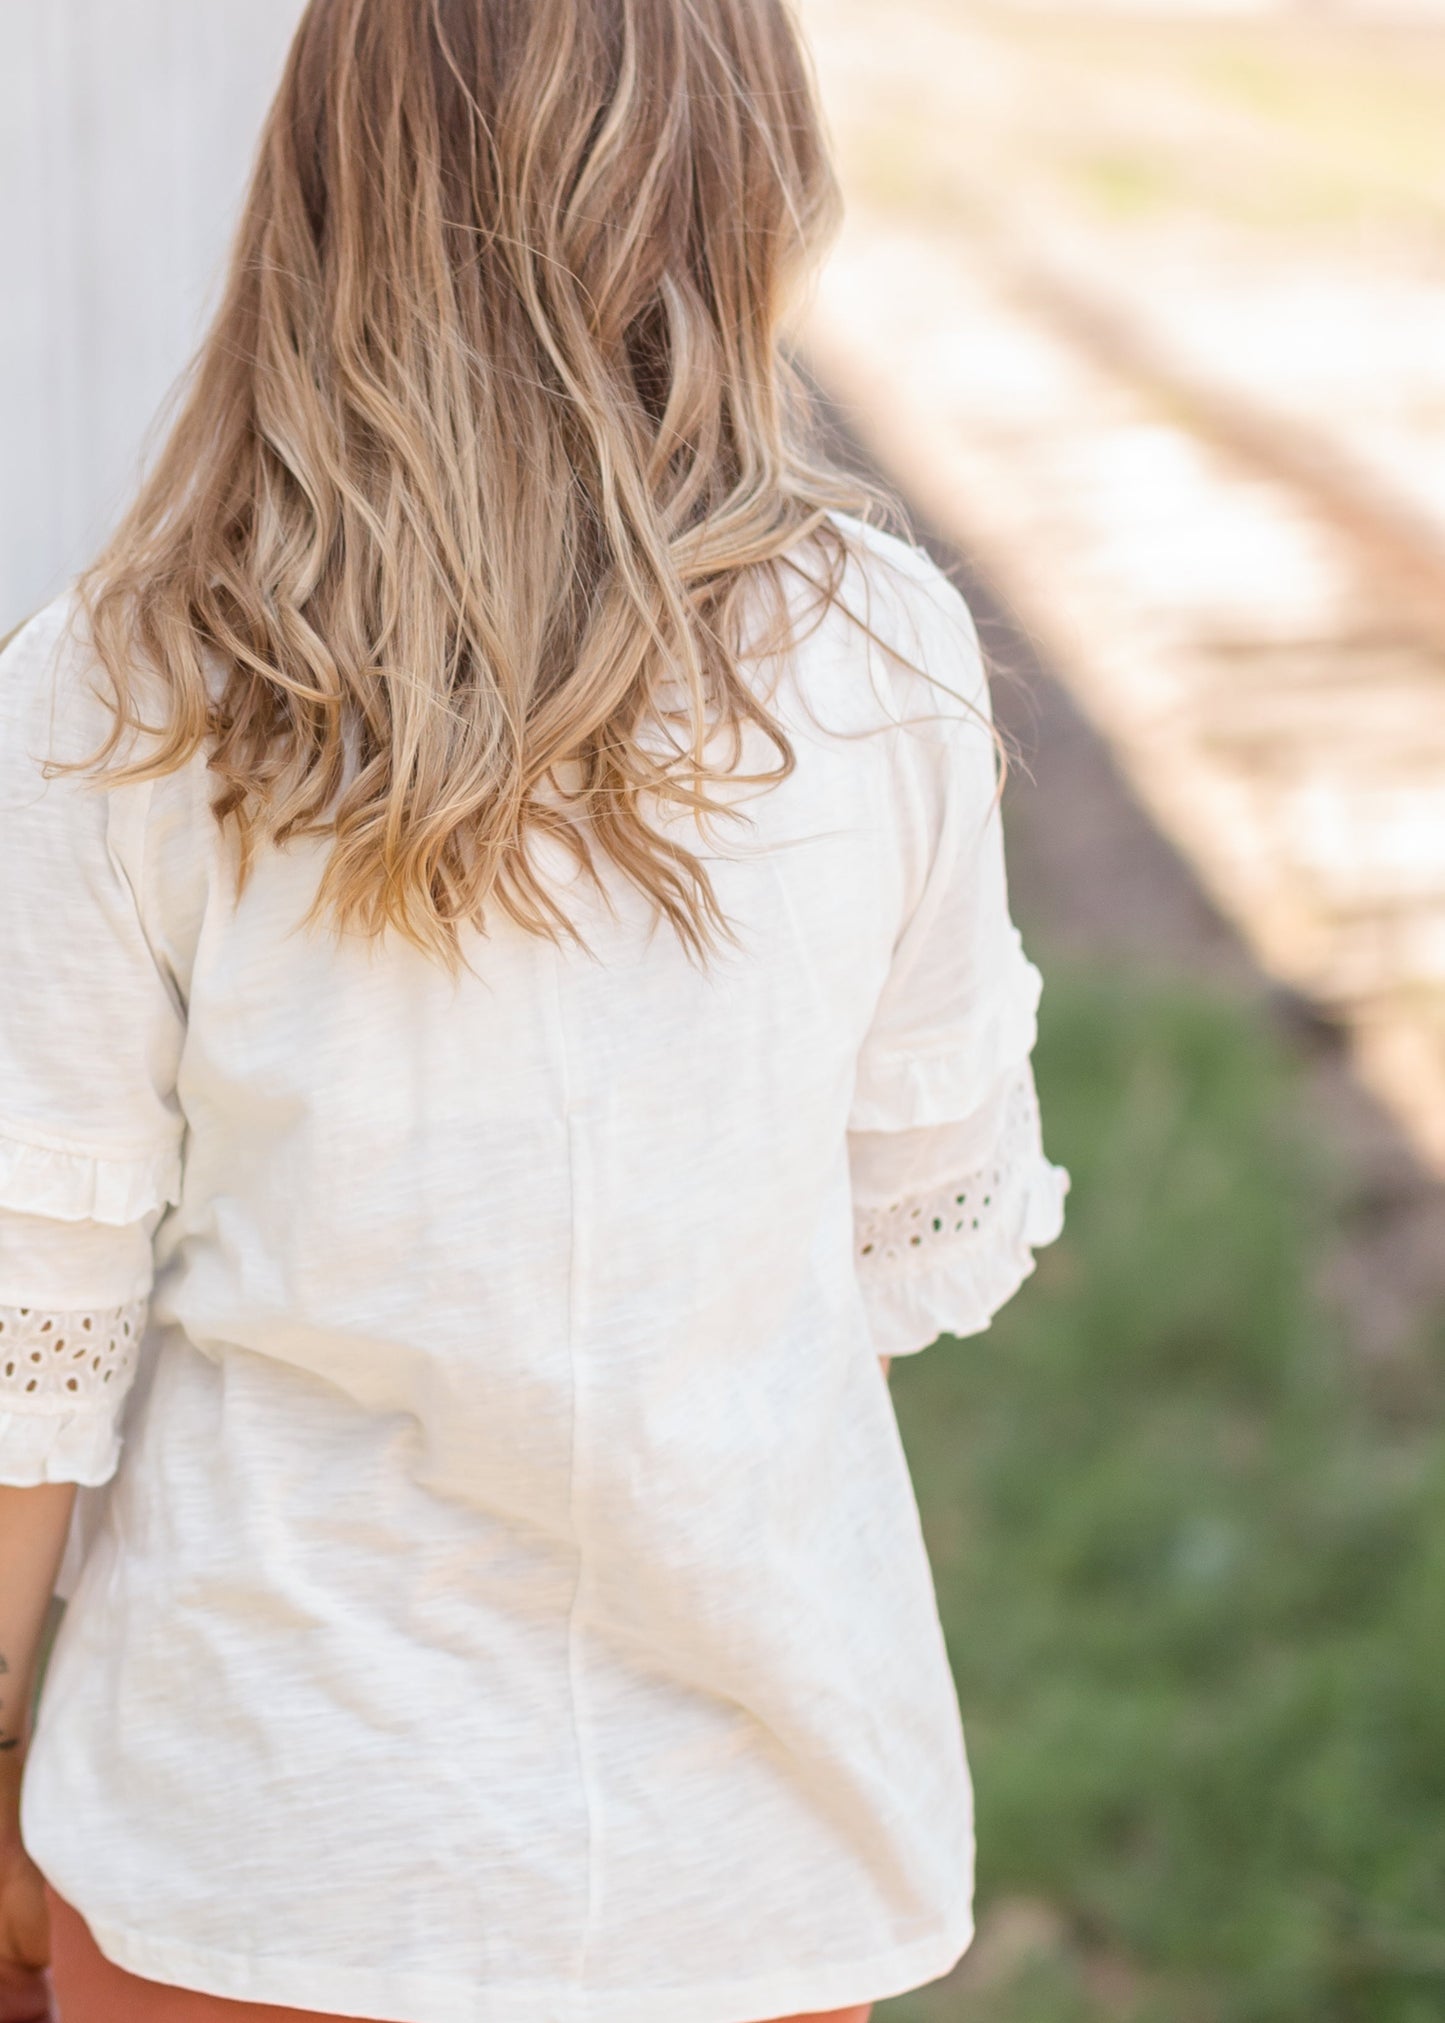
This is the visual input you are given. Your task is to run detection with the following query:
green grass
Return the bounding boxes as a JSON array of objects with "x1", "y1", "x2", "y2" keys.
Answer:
[{"x1": 878, "y1": 960, "x2": 1445, "y2": 2023}]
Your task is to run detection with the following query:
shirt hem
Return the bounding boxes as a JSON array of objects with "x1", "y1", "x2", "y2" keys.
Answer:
[{"x1": 79, "y1": 1903, "x2": 976, "y2": 2023}]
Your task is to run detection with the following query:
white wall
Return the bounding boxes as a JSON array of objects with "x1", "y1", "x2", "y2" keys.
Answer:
[{"x1": 0, "y1": 0, "x2": 307, "y2": 631}]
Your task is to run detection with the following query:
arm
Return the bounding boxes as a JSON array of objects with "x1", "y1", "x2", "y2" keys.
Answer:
[
  {"x1": 0, "y1": 1484, "x2": 73, "y2": 2023},
  {"x1": 0, "y1": 1485, "x2": 76, "y2": 1769},
  {"x1": 0, "y1": 609, "x2": 189, "y2": 2022}
]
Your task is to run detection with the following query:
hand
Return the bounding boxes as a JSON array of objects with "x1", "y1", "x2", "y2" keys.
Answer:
[{"x1": 0, "y1": 1834, "x2": 55, "y2": 2023}]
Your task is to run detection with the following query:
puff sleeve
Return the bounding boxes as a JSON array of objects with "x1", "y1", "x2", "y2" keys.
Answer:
[
  {"x1": 0, "y1": 599, "x2": 186, "y2": 1483},
  {"x1": 848, "y1": 566, "x2": 1069, "y2": 1358}
]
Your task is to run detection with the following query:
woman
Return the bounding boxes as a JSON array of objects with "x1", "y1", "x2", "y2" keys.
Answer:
[{"x1": 0, "y1": 0, "x2": 1068, "y2": 2018}]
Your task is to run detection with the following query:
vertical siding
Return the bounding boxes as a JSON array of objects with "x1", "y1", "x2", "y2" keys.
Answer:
[{"x1": 0, "y1": 0, "x2": 305, "y2": 630}]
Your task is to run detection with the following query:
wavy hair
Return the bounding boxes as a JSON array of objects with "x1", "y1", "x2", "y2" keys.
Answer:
[{"x1": 72, "y1": 0, "x2": 913, "y2": 969}]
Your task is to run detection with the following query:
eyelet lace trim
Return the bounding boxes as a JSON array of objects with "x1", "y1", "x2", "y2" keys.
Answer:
[
  {"x1": 855, "y1": 1072, "x2": 1052, "y2": 1276},
  {"x1": 0, "y1": 1297, "x2": 146, "y2": 1411}
]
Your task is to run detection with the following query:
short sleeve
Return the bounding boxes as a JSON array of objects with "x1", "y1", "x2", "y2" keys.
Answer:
[
  {"x1": 0, "y1": 599, "x2": 187, "y2": 1483},
  {"x1": 847, "y1": 567, "x2": 1043, "y2": 1133},
  {"x1": 846, "y1": 559, "x2": 1068, "y2": 1356}
]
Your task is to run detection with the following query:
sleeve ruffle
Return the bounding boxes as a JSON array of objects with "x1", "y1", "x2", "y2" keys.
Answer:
[
  {"x1": 0, "y1": 1125, "x2": 181, "y2": 1226},
  {"x1": 859, "y1": 1142, "x2": 1069, "y2": 1358},
  {"x1": 0, "y1": 1404, "x2": 122, "y2": 1487},
  {"x1": 848, "y1": 935, "x2": 1043, "y2": 1133}
]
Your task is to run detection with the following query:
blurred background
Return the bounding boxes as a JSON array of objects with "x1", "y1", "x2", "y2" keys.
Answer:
[
  {"x1": 798, "y1": 6, "x2": 1445, "y2": 2019},
  {"x1": 4, "y1": 3, "x2": 1445, "y2": 2019}
]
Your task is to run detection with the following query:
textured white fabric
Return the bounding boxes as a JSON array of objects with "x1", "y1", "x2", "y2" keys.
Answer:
[
  {"x1": 1, "y1": 518, "x2": 1067, "y2": 2023},
  {"x1": 851, "y1": 1068, "x2": 1070, "y2": 1359},
  {"x1": 0, "y1": 1205, "x2": 158, "y2": 1485},
  {"x1": 0, "y1": 1297, "x2": 147, "y2": 1485},
  {"x1": 0, "y1": 1205, "x2": 161, "y2": 1308}
]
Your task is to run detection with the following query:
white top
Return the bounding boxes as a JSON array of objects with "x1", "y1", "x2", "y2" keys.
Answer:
[{"x1": 1, "y1": 519, "x2": 1068, "y2": 2023}]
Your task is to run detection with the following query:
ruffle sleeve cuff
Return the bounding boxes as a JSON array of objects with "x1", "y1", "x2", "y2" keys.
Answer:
[
  {"x1": 0, "y1": 1404, "x2": 124, "y2": 1487},
  {"x1": 0, "y1": 1125, "x2": 182, "y2": 1227},
  {"x1": 854, "y1": 1068, "x2": 1070, "y2": 1358}
]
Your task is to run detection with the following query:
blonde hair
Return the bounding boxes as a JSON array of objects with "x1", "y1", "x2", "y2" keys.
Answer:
[{"x1": 73, "y1": 0, "x2": 906, "y2": 969}]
